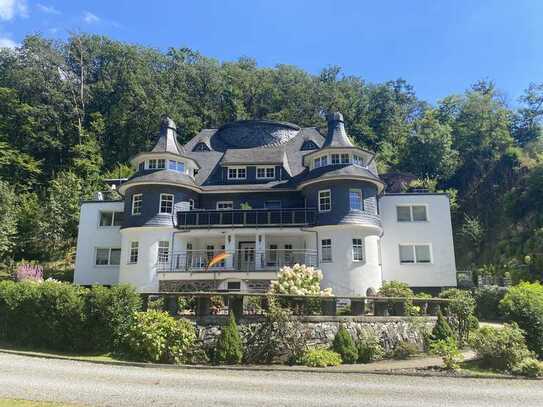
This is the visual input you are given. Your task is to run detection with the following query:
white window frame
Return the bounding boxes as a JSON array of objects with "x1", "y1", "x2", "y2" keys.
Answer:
[
  {"x1": 318, "y1": 189, "x2": 332, "y2": 213},
  {"x1": 159, "y1": 193, "x2": 174, "y2": 214},
  {"x1": 217, "y1": 201, "x2": 234, "y2": 210},
  {"x1": 158, "y1": 241, "x2": 169, "y2": 264},
  {"x1": 331, "y1": 154, "x2": 340, "y2": 164},
  {"x1": 128, "y1": 241, "x2": 139, "y2": 264},
  {"x1": 95, "y1": 247, "x2": 121, "y2": 267},
  {"x1": 189, "y1": 199, "x2": 195, "y2": 210},
  {"x1": 396, "y1": 204, "x2": 429, "y2": 222},
  {"x1": 349, "y1": 188, "x2": 363, "y2": 211},
  {"x1": 399, "y1": 243, "x2": 433, "y2": 264},
  {"x1": 353, "y1": 154, "x2": 363, "y2": 167},
  {"x1": 98, "y1": 211, "x2": 124, "y2": 227},
  {"x1": 157, "y1": 159, "x2": 165, "y2": 169},
  {"x1": 341, "y1": 153, "x2": 350, "y2": 164},
  {"x1": 321, "y1": 239, "x2": 332, "y2": 262},
  {"x1": 132, "y1": 194, "x2": 142, "y2": 215},
  {"x1": 147, "y1": 159, "x2": 157, "y2": 169},
  {"x1": 352, "y1": 238, "x2": 364, "y2": 262},
  {"x1": 227, "y1": 166, "x2": 247, "y2": 180},
  {"x1": 256, "y1": 166, "x2": 275, "y2": 179}
]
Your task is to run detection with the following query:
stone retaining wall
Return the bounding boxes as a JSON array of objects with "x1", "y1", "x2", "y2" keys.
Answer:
[{"x1": 193, "y1": 315, "x2": 435, "y2": 353}]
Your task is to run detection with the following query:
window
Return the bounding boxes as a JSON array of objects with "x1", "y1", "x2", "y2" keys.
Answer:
[
  {"x1": 148, "y1": 159, "x2": 157, "y2": 169},
  {"x1": 189, "y1": 199, "x2": 195, "y2": 210},
  {"x1": 132, "y1": 194, "x2": 142, "y2": 215},
  {"x1": 193, "y1": 142, "x2": 210, "y2": 152},
  {"x1": 256, "y1": 166, "x2": 275, "y2": 179},
  {"x1": 157, "y1": 159, "x2": 165, "y2": 169},
  {"x1": 318, "y1": 189, "x2": 331, "y2": 212},
  {"x1": 321, "y1": 239, "x2": 332, "y2": 262},
  {"x1": 397, "y1": 205, "x2": 428, "y2": 222},
  {"x1": 168, "y1": 160, "x2": 185, "y2": 172},
  {"x1": 301, "y1": 140, "x2": 318, "y2": 150},
  {"x1": 284, "y1": 244, "x2": 293, "y2": 263},
  {"x1": 349, "y1": 189, "x2": 363, "y2": 210},
  {"x1": 227, "y1": 167, "x2": 246, "y2": 180},
  {"x1": 95, "y1": 248, "x2": 121, "y2": 266},
  {"x1": 268, "y1": 244, "x2": 278, "y2": 265},
  {"x1": 158, "y1": 241, "x2": 169, "y2": 264},
  {"x1": 399, "y1": 244, "x2": 432, "y2": 264},
  {"x1": 206, "y1": 245, "x2": 215, "y2": 262},
  {"x1": 227, "y1": 281, "x2": 241, "y2": 291},
  {"x1": 99, "y1": 211, "x2": 124, "y2": 226},
  {"x1": 314, "y1": 155, "x2": 328, "y2": 168},
  {"x1": 331, "y1": 154, "x2": 340, "y2": 164},
  {"x1": 352, "y1": 238, "x2": 364, "y2": 262},
  {"x1": 129, "y1": 241, "x2": 139, "y2": 264},
  {"x1": 264, "y1": 200, "x2": 282, "y2": 209},
  {"x1": 217, "y1": 201, "x2": 233, "y2": 210},
  {"x1": 159, "y1": 194, "x2": 174, "y2": 214},
  {"x1": 353, "y1": 155, "x2": 363, "y2": 167},
  {"x1": 138, "y1": 162, "x2": 145, "y2": 172},
  {"x1": 341, "y1": 153, "x2": 350, "y2": 164}
]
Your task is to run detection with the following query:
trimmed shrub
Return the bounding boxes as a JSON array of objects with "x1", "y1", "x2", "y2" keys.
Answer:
[
  {"x1": 332, "y1": 326, "x2": 358, "y2": 364},
  {"x1": 356, "y1": 333, "x2": 384, "y2": 363},
  {"x1": 392, "y1": 340, "x2": 418, "y2": 359},
  {"x1": 300, "y1": 348, "x2": 342, "y2": 367},
  {"x1": 429, "y1": 338, "x2": 463, "y2": 370},
  {"x1": 214, "y1": 313, "x2": 243, "y2": 364},
  {"x1": 512, "y1": 358, "x2": 543, "y2": 378},
  {"x1": 430, "y1": 310, "x2": 455, "y2": 342},
  {"x1": 470, "y1": 323, "x2": 532, "y2": 372},
  {"x1": 439, "y1": 288, "x2": 477, "y2": 344},
  {"x1": 499, "y1": 282, "x2": 543, "y2": 358},
  {"x1": 473, "y1": 286, "x2": 507, "y2": 321},
  {"x1": 122, "y1": 310, "x2": 196, "y2": 364}
]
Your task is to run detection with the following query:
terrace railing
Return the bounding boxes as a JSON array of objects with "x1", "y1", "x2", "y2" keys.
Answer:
[
  {"x1": 156, "y1": 249, "x2": 318, "y2": 273},
  {"x1": 177, "y1": 207, "x2": 316, "y2": 229}
]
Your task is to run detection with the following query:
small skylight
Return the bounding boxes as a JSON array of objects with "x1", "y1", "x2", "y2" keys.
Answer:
[{"x1": 301, "y1": 140, "x2": 318, "y2": 151}]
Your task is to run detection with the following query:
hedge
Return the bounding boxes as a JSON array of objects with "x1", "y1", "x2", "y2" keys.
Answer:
[{"x1": 0, "y1": 280, "x2": 141, "y2": 353}]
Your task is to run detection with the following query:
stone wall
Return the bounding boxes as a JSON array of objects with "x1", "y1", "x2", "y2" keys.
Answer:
[{"x1": 194, "y1": 315, "x2": 435, "y2": 353}]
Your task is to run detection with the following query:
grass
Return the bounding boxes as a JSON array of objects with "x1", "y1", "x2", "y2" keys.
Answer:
[
  {"x1": 0, "y1": 342, "x2": 120, "y2": 363},
  {"x1": 455, "y1": 359, "x2": 516, "y2": 378},
  {"x1": 0, "y1": 400, "x2": 76, "y2": 407}
]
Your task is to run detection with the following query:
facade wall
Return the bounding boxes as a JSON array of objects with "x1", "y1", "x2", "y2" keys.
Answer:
[
  {"x1": 316, "y1": 225, "x2": 382, "y2": 296},
  {"x1": 74, "y1": 201, "x2": 124, "y2": 286},
  {"x1": 379, "y1": 193, "x2": 457, "y2": 288},
  {"x1": 199, "y1": 191, "x2": 304, "y2": 210}
]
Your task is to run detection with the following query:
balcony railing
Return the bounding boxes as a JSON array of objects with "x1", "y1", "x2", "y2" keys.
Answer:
[
  {"x1": 157, "y1": 249, "x2": 318, "y2": 273},
  {"x1": 177, "y1": 208, "x2": 316, "y2": 228}
]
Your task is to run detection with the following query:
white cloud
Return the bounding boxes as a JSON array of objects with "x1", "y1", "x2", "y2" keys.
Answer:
[
  {"x1": 36, "y1": 3, "x2": 59, "y2": 15},
  {"x1": 0, "y1": 36, "x2": 18, "y2": 48},
  {"x1": 83, "y1": 11, "x2": 99, "y2": 24},
  {"x1": 0, "y1": 0, "x2": 28, "y2": 21}
]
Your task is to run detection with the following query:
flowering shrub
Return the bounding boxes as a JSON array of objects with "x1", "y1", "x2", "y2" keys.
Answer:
[
  {"x1": 269, "y1": 264, "x2": 333, "y2": 296},
  {"x1": 16, "y1": 263, "x2": 43, "y2": 282}
]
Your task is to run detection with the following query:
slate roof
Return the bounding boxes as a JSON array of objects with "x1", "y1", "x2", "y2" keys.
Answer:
[
  {"x1": 321, "y1": 112, "x2": 354, "y2": 148},
  {"x1": 121, "y1": 169, "x2": 198, "y2": 190},
  {"x1": 220, "y1": 147, "x2": 285, "y2": 165},
  {"x1": 150, "y1": 117, "x2": 185, "y2": 155}
]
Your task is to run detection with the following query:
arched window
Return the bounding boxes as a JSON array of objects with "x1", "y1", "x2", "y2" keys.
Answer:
[{"x1": 193, "y1": 142, "x2": 210, "y2": 152}]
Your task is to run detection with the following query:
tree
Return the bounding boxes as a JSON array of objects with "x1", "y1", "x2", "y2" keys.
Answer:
[
  {"x1": 513, "y1": 82, "x2": 543, "y2": 145},
  {"x1": 0, "y1": 181, "x2": 17, "y2": 260}
]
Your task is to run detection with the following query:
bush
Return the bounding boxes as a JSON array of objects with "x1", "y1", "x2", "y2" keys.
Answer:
[
  {"x1": 499, "y1": 282, "x2": 543, "y2": 358},
  {"x1": 429, "y1": 338, "x2": 463, "y2": 370},
  {"x1": 379, "y1": 280, "x2": 413, "y2": 297},
  {"x1": 332, "y1": 326, "x2": 358, "y2": 364},
  {"x1": 270, "y1": 264, "x2": 333, "y2": 296},
  {"x1": 473, "y1": 286, "x2": 507, "y2": 321},
  {"x1": 356, "y1": 333, "x2": 384, "y2": 363},
  {"x1": 470, "y1": 323, "x2": 532, "y2": 372},
  {"x1": 439, "y1": 288, "x2": 477, "y2": 344},
  {"x1": 214, "y1": 313, "x2": 243, "y2": 364},
  {"x1": 392, "y1": 340, "x2": 418, "y2": 359},
  {"x1": 122, "y1": 310, "x2": 196, "y2": 364},
  {"x1": 299, "y1": 348, "x2": 342, "y2": 367},
  {"x1": 430, "y1": 310, "x2": 455, "y2": 342},
  {"x1": 512, "y1": 358, "x2": 543, "y2": 378}
]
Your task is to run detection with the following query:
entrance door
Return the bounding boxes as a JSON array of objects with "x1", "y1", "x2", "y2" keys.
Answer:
[{"x1": 238, "y1": 242, "x2": 255, "y2": 272}]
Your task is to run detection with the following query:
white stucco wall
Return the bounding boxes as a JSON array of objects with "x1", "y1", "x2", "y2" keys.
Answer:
[
  {"x1": 316, "y1": 225, "x2": 382, "y2": 296},
  {"x1": 74, "y1": 201, "x2": 124, "y2": 286},
  {"x1": 380, "y1": 194, "x2": 457, "y2": 288}
]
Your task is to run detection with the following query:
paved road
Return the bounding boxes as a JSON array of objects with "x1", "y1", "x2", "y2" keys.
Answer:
[{"x1": 0, "y1": 353, "x2": 542, "y2": 407}]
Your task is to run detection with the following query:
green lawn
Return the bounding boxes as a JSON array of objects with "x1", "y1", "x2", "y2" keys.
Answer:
[
  {"x1": 0, "y1": 400, "x2": 76, "y2": 407},
  {"x1": 456, "y1": 359, "x2": 515, "y2": 378},
  {"x1": 0, "y1": 342, "x2": 119, "y2": 363}
]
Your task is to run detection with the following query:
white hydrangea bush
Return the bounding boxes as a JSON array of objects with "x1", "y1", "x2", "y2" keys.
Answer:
[{"x1": 270, "y1": 263, "x2": 333, "y2": 296}]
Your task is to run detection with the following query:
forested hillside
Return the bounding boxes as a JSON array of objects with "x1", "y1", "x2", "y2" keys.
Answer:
[{"x1": 0, "y1": 34, "x2": 542, "y2": 282}]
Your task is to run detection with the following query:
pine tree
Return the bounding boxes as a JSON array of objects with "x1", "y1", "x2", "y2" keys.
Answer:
[
  {"x1": 214, "y1": 313, "x2": 243, "y2": 364},
  {"x1": 332, "y1": 325, "x2": 358, "y2": 364},
  {"x1": 431, "y1": 310, "x2": 455, "y2": 342}
]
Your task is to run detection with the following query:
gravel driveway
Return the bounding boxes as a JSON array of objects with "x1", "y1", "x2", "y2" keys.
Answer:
[{"x1": 0, "y1": 353, "x2": 542, "y2": 406}]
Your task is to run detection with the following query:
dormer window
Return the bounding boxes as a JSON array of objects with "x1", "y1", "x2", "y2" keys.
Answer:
[
  {"x1": 193, "y1": 142, "x2": 210, "y2": 152},
  {"x1": 314, "y1": 156, "x2": 328, "y2": 168},
  {"x1": 341, "y1": 153, "x2": 350, "y2": 164},
  {"x1": 168, "y1": 160, "x2": 185, "y2": 173},
  {"x1": 138, "y1": 162, "x2": 145, "y2": 172},
  {"x1": 227, "y1": 167, "x2": 247, "y2": 180},
  {"x1": 147, "y1": 159, "x2": 165, "y2": 170},
  {"x1": 353, "y1": 154, "x2": 364, "y2": 167},
  {"x1": 301, "y1": 140, "x2": 318, "y2": 151},
  {"x1": 331, "y1": 154, "x2": 340, "y2": 164},
  {"x1": 256, "y1": 166, "x2": 275, "y2": 179}
]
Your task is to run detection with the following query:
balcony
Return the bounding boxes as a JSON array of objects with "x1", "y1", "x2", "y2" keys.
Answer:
[
  {"x1": 156, "y1": 249, "x2": 318, "y2": 273},
  {"x1": 177, "y1": 208, "x2": 316, "y2": 229}
]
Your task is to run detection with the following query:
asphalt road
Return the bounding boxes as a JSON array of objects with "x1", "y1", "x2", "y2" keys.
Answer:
[{"x1": 0, "y1": 353, "x2": 542, "y2": 407}]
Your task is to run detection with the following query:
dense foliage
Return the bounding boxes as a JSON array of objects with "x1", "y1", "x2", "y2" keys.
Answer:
[
  {"x1": 299, "y1": 348, "x2": 342, "y2": 368},
  {"x1": 0, "y1": 34, "x2": 542, "y2": 279},
  {"x1": 0, "y1": 280, "x2": 140, "y2": 352},
  {"x1": 430, "y1": 310, "x2": 456, "y2": 342},
  {"x1": 332, "y1": 326, "x2": 358, "y2": 364},
  {"x1": 499, "y1": 282, "x2": 543, "y2": 357},
  {"x1": 356, "y1": 333, "x2": 385, "y2": 363},
  {"x1": 429, "y1": 338, "x2": 463, "y2": 370},
  {"x1": 473, "y1": 286, "x2": 507, "y2": 321},
  {"x1": 122, "y1": 310, "x2": 196, "y2": 363},
  {"x1": 439, "y1": 288, "x2": 478, "y2": 345},
  {"x1": 213, "y1": 313, "x2": 243, "y2": 365}
]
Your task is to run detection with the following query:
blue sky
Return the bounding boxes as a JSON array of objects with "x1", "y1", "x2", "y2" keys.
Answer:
[{"x1": 0, "y1": 0, "x2": 542, "y2": 105}]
